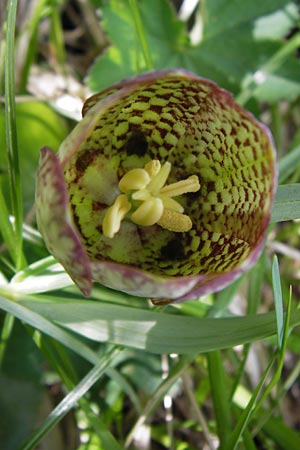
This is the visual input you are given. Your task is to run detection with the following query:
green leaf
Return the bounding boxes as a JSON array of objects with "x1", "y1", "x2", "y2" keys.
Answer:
[
  {"x1": 88, "y1": 0, "x2": 300, "y2": 104},
  {"x1": 201, "y1": 0, "x2": 295, "y2": 39},
  {"x1": 194, "y1": 0, "x2": 300, "y2": 101},
  {"x1": 271, "y1": 184, "x2": 300, "y2": 222},
  {"x1": 88, "y1": 0, "x2": 188, "y2": 91},
  {"x1": 15, "y1": 296, "x2": 300, "y2": 355}
]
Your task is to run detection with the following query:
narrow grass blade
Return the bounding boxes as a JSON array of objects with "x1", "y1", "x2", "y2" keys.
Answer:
[
  {"x1": 272, "y1": 255, "x2": 284, "y2": 348},
  {"x1": 224, "y1": 357, "x2": 275, "y2": 450},
  {"x1": 261, "y1": 415, "x2": 300, "y2": 450},
  {"x1": 4, "y1": 0, "x2": 25, "y2": 270},
  {"x1": 19, "y1": 296, "x2": 300, "y2": 354},
  {"x1": 0, "y1": 295, "x2": 99, "y2": 364},
  {"x1": 19, "y1": 346, "x2": 121, "y2": 450},
  {"x1": 207, "y1": 351, "x2": 232, "y2": 447},
  {"x1": 278, "y1": 144, "x2": 300, "y2": 183},
  {"x1": 125, "y1": 354, "x2": 193, "y2": 448},
  {"x1": 18, "y1": 0, "x2": 47, "y2": 92},
  {"x1": 0, "y1": 312, "x2": 14, "y2": 367},
  {"x1": 33, "y1": 335, "x2": 124, "y2": 450},
  {"x1": 0, "y1": 187, "x2": 17, "y2": 263},
  {"x1": 129, "y1": 0, "x2": 153, "y2": 70}
]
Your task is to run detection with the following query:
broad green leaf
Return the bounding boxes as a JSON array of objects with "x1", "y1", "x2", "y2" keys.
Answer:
[
  {"x1": 271, "y1": 184, "x2": 300, "y2": 222},
  {"x1": 17, "y1": 296, "x2": 300, "y2": 354},
  {"x1": 88, "y1": 0, "x2": 187, "y2": 91},
  {"x1": 88, "y1": 0, "x2": 300, "y2": 103},
  {"x1": 201, "y1": 0, "x2": 295, "y2": 39}
]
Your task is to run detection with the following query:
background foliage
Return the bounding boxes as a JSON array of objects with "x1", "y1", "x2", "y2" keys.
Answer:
[{"x1": 1, "y1": 1, "x2": 300, "y2": 449}]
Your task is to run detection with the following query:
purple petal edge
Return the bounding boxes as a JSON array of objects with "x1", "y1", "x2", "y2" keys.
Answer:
[{"x1": 35, "y1": 147, "x2": 92, "y2": 296}]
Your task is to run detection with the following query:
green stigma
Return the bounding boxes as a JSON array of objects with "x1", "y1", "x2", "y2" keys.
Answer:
[{"x1": 102, "y1": 159, "x2": 200, "y2": 238}]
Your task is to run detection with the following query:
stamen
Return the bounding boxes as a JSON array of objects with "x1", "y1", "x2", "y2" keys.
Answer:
[
  {"x1": 119, "y1": 168, "x2": 150, "y2": 192},
  {"x1": 160, "y1": 175, "x2": 200, "y2": 197},
  {"x1": 102, "y1": 194, "x2": 131, "y2": 238},
  {"x1": 144, "y1": 160, "x2": 161, "y2": 177},
  {"x1": 147, "y1": 161, "x2": 171, "y2": 192},
  {"x1": 131, "y1": 197, "x2": 164, "y2": 226},
  {"x1": 102, "y1": 159, "x2": 200, "y2": 238},
  {"x1": 159, "y1": 196, "x2": 184, "y2": 213},
  {"x1": 158, "y1": 209, "x2": 193, "y2": 232}
]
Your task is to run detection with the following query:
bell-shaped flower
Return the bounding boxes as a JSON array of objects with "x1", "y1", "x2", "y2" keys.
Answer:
[{"x1": 35, "y1": 69, "x2": 277, "y2": 303}]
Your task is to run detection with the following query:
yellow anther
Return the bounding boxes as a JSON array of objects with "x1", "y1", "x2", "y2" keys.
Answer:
[
  {"x1": 158, "y1": 209, "x2": 193, "y2": 232},
  {"x1": 102, "y1": 158, "x2": 200, "y2": 238},
  {"x1": 131, "y1": 197, "x2": 164, "y2": 226},
  {"x1": 144, "y1": 160, "x2": 161, "y2": 177},
  {"x1": 118, "y1": 168, "x2": 150, "y2": 192},
  {"x1": 102, "y1": 194, "x2": 131, "y2": 238}
]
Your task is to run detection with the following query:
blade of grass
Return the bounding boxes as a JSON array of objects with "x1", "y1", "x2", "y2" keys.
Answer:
[
  {"x1": 129, "y1": 0, "x2": 154, "y2": 70},
  {"x1": 125, "y1": 354, "x2": 193, "y2": 448},
  {"x1": 18, "y1": 0, "x2": 48, "y2": 92},
  {"x1": 230, "y1": 258, "x2": 265, "y2": 400},
  {"x1": 278, "y1": 144, "x2": 300, "y2": 183},
  {"x1": 224, "y1": 356, "x2": 276, "y2": 450},
  {"x1": 4, "y1": 0, "x2": 25, "y2": 270},
  {"x1": 19, "y1": 295, "x2": 300, "y2": 354},
  {"x1": 18, "y1": 345, "x2": 122, "y2": 450},
  {"x1": 254, "y1": 285, "x2": 292, "y2": 412},
  {"x1": 207, "y1": 351, "x2": 232, "y2": 448},
  {"x1": 0, "y1": 312, "x2": 14, "y2": 367},
  {"x1": 272, "y1": 255, "x2": 284, "y2": 348},
  {"x1": 0, "y1": 294, "x2": 100, "y2": 365},
  {"x1": 49, "y1": 0, "x2": 66, "y2": 72},
  {"x1": 0, "y1": 187, "x2": 17, "y2": 263},
  {"x1": 261, "y1": 414, "x2": 300, "y2": 450},
  {"x1": 34, "y1": 335, "x2": 124, "y2": 450}
]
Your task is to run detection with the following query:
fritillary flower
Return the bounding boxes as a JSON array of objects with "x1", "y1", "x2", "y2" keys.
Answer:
[{"x1": 35, "y1": 69, "x2": 276, "y2": 303}]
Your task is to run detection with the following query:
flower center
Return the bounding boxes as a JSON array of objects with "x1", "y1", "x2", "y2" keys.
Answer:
[{"x1": 102, "y1": 159, "x2": 200, "y2": 238}]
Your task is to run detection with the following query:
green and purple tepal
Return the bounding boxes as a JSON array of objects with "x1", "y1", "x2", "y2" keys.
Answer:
[{"x1": 35, "y1": 69, "x2": 277, "y2": 303}]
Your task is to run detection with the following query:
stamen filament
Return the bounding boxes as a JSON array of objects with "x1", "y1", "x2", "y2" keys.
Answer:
[
  {"x1": 147, "y1": 161, "x2": 171, "y2": 192},
  {"x1": 160, "y1": 175, "x2": 200, "y2": 197}
]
